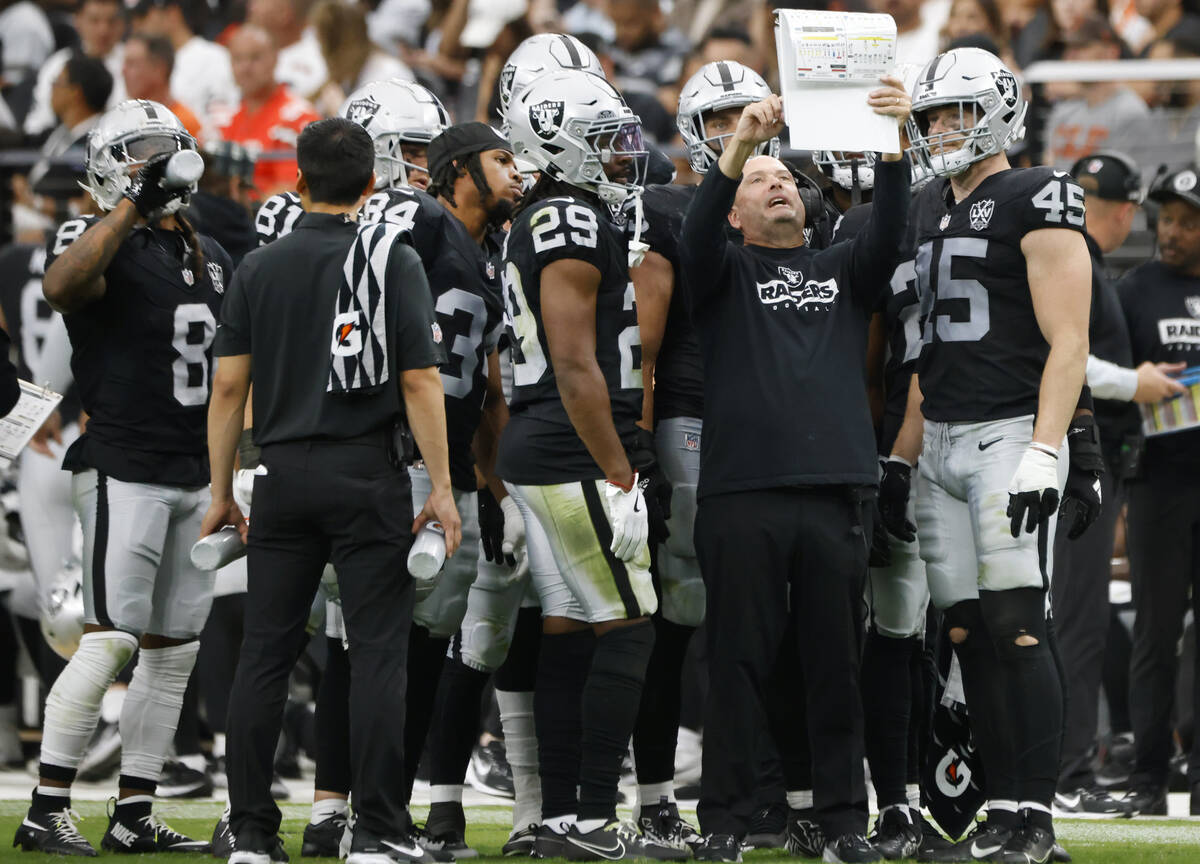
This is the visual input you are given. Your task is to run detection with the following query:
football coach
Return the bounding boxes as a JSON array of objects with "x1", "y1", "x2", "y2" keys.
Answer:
[
  {"x1": 201, "y1": 116, "x2": 462, "y2": 862},
  {"x1": 680, "y1": 82, "x2": 912, "y2": 858}
]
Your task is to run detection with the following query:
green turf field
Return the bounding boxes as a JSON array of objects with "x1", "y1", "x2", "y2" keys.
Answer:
[{"x1": 1, "y1": 802, "x2": 1199, "y2": 863}]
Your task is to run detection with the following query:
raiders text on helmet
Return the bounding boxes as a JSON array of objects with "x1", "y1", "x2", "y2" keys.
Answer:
[
  {"x1": 677, "y1": 61, "x2": 778, "y2": 173},
  {"x1": 340, "y1": 79, "x2": 451, "y2": 189}
]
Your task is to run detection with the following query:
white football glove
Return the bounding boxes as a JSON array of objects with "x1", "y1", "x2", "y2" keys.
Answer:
[
  {"x1": 604, "y1": 473, "x2": 648, "y2": 562},
  {"x1": 499, "y1": 495, "x2": 530, "y2": 583},
  {"x1": 232, "y1": 467, "x2": 257, "y2": 516},
  {"x1": 1006, "y1": 443, "x2": 1061, "y2": 537}
]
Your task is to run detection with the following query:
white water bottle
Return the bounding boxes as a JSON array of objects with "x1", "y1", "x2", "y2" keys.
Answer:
[
  {"x1": 407, "y1": 521, "x2": 446, "y2": 583},
  {"x1": 190, "y1": 526, "x2": 247, "y2": 571},
  {"x1": 164, "y1": 149, "x2": 204, "y2": 188}
]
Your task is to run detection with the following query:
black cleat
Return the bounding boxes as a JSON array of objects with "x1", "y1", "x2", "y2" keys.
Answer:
[
  {"x1": 918, "y1": 820, "x2": 1012, "y2": 862},
  {"x1": 869, "y1": 806, "x2": 920, "y2": 860},
  {"x1": 212, "y1": 804, "x2": 235, "y2": 858},
  {"x1": 228, "y1": 832, "x2": 289, "y2": 864},
  {"x1": 915, "y1": 813, "x2": 954, "y2": 857},
  {"x1": 823, "y1": 833, "x2": 882, "y2": 863},
  {"x1": 995, "y1": 825, "x2": 1055, "y2": 864},
  {"x1": 693, "y1": 834, "x2": 741, "y2": 863},
  {"x1": 347, "y1": 830, "x2": 446, "y2": 864},
  {"x1": 13, "y1": 806, "x2": 97, "y2": 857},
  {"x1": 101, "y1": 800, "x2": 211, "y2": 854},
  {"x1": 564, "y1": 821, "x2": 669, "y2": 861},
  {"x1": 303, "y1": 814, "x2": 349, "y2": 858},
  {"x1": 1052, "y1": 787, "x2": 1132, "y2": 818},
  {"x1": 502, "y1": 825, "x2": 538, "y2": 857},
  {"x1": 423, "y1": 802, "x2": 477, "y2": 859},
  {"x1": 1119, "y1": 784, "x2": 1166, "y2": 816},
  {"x1": 532, "y1": 825, "x2": 567, "y2": 859},
  {"x1": 744, "y1": 803, "x2": 787, "y2": 850},
  {"x1": 1050, "y1": 843, "x2": 1071, "y2": 863},
  {"x1": 466, "y1": 741, "x2": 514, "y2": 799},
  {"x1": 637, "y1": 797, "x2": 701, "y2": 854},
  {"x1": 785, "y1": 807, "x2": 825, "y2": 858},
  {"x1": 158, "y1": 759, "x2": 215, "y2": 799}
]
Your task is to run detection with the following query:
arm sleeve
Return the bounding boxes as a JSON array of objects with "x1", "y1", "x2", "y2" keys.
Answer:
[
  {"x1": 845, "y1": 158, "x2": 911, "y2": 308},
  {"x1": 392, "y1": 244, "x2": 448, "y2": 371},
  {"x1": 1086, "y1": 355, "x2": 1139, "y2": 401},
  {"x1": 679, "y1": 167, "x2": 735, "y2": 307},
  {"x1": 213, "y1": 260, "x2": 252, "y2": 356}
]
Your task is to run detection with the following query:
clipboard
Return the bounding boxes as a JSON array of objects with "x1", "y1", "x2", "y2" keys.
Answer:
[{"x1": 0, "y1": 381, "x2": 64, "y2": 465}]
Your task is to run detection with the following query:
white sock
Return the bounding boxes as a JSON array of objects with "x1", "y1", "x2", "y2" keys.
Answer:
[
  {"x1": 906, "y1": 784, "x2": 920, "y2": 811},
  {"x1": 40, "y1": 631, "x2": 138, "y2": 771},
  {"x1": 786, "y1": 790, "x2": 814, "y2": 810},
  {"x1": 212, "y1": 733, "x2": 226, "y2": 759},
  {"x1": 312, "y1": 797, "x2": 349, "y2": 824},
  {"x1": 544, "y1": 814, "x2": 575, "y2": 833},
  {"x1": 36, "y1": 785, "x2": 71, "y2": 799},
  {"x1": 430, "y1": 784, "x2": 463, "y2": 805},
  {"x1": 987, "y1": 799, "x2": 1019, "y2": 817},
  {"x1": 497, "y1": 690, "x2": 540, "y2": 831},
  {"x1": 119, "y1": 642, "x2": 199, "y2": 785},
  {"x1": 179, "y1": 753, "x2": 207, "y2": 772},
  {"x1": 575, "y1": 817, "x2": 607, "y2": 834},
  {"x1": 637, "y1": 781, "x2": 674, "y2": 813}
]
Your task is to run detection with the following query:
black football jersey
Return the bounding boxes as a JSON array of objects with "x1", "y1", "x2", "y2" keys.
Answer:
[
  {"x1": 912, "y1": 167, "x2": 1088, "y2": 422},
  {"x1": 641, "y1": 183, "x2": 704, "y2": 423},
  {"x1": 361, "y1": 186, "x2": 504, "y2": 491},
  {"x1": 254, "y1": 191, "x2": 306, "y2": 246},
  {"x1": 46, "y1": 217, "x2": 232, "y2": 486},
  {"x1": 497, "y1": 195, "x2": 643, "y2": 484}
]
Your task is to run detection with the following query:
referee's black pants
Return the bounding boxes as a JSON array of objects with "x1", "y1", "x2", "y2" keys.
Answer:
[
  {"x1": 695, "y1": 486, "x2": 870, "y2": 839},
  {"x1": 227, "y1": 439, "x2": 415, "y2": 845},
  {"x1": 1126, "y1": 466, "x2": 1200, "y2": 790},
  {"x1": 1051, "y1": 469, "x2": 1121, "y2": 791}
]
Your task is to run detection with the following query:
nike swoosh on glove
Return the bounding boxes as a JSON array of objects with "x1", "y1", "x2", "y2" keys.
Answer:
[
  {"x1": 1059, "y1": 415, "x2": 1105, "y2": 540},
  {"x1": 1007, "y1": 443, "x2": 1061, "y2": 538},
  {"x1": 628, "y1": 427, "x2": 672, "y2": 542},
  {"x1": 878, "y1": 457, "x2": 917, "y2": 542},
  {"x1": 499, "y1": 494, "x2": 529, "y2": 582},
  {"x1": 604, "y1": 473, "x2": 649, "y2": 562}
]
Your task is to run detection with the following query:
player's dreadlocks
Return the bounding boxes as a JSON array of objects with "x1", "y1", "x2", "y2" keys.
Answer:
[
  {"x1": 427, "y1": 151, "x2": 492, "y2": 208},
  {"x1": 513, "y1": 172, "x2": 603, "y2": 219},
  {"x1": 173, "y1": 211, "x2": 205, "y2": 281}
]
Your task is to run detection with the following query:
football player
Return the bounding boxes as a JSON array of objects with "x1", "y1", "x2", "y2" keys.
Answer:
[
  {"x1": 499, "y1": 69, "x2": 675, "y2": 861},
  {"x1": 13, "y1": 99, "x2": 232, "y2": 856},
  {"x1": 886, "y1": 48, "x2": 1091, "y2": 863}
]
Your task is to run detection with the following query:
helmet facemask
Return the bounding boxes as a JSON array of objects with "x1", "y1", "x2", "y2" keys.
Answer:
[
  {"x1": 373, "y1": 131, "x2": 436, "y2": 189},
  {"x1": 680, "y1": 101, "x2": 779, "y2": 174},
  {"x1": 814, "y1": 150, "x2": 876, "y2": 202},
  {"x1": 85, "y1": 128, "x2": 197, "y2": 218}
]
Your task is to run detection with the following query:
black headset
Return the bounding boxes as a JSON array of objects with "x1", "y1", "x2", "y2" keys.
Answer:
[{"x1": 1069, "y1": 150, "x2": 1144, "y2": 204}]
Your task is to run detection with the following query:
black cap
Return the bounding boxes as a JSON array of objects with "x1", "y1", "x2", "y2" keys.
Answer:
[
  {"x1": 1071, "y1": 151, "x2": 1143, "y2": 203},
  {"x1": 1148, "y1": 164, "x2": 1200, "y2": 210},
  {"x1": 428, "y1": 123, "x2": 512, "y2": 179}
]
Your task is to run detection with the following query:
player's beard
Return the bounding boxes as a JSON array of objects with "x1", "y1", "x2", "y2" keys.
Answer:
[{"x1": 485, "y1": 194, "x2": 516, "y2": 228}]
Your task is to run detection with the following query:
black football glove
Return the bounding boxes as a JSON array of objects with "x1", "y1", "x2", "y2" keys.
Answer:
[
  {"x1": 878, "y1": 457, "x2": 917, "y2": 542},
  {"x1": 1059, "y1": 415, "x2": 1105, "y2": 540},
  {"x1": 123, "y1": 152, "x2": 186, "y2": 218},
  {"x1": 628, "y1": 426, "x2": 671, "y2": 543},
  {"x1": 478, "y1": 487, "x2": 505, "y2": 565}
]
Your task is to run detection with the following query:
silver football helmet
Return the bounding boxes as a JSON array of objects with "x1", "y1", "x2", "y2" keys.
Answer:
[
  {"x1": 506, "y1": 70, "x2": 648, "y2": 208},
  {"x1": 677, "y1": 61, "x2": 777, "y2": 174},
  {"x1": 814, "y1": 150, "x2": 877, "y2": 192},
  {"x1": 341, "y1": 79, "x2": 450, "y2": 189},
  {"x1": 41, "y1": 559, "x2": 85, "y2": 660},
  {"x1": 499, "y1": 33, "x2": 604, "y2": 117},
  {"x1": 83, "y1": 99, "x2": 197, "y2": 217},
  {"x1": 907, "y1": 48, "x2": 1026, "y2": 178}
]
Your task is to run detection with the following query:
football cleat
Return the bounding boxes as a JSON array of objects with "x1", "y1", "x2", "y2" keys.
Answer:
[
  {"x1": 12, "y1": 806, "x2": 97, "y2": 856},
  {"x1": 532, "y1": 824, "x2": 566, "y2": 859},
  {"x1": 823, "y1": 833, "x2": 882, "y2": 863},
  {"x1": 466, "y1": 741, "x2": 514, "y2": 799},
  {"x1": 869, "y1": 806, "x2": 921, "y2": 860},
  {"x1": 1052, "y1": 786, "x2": 1132, "y2": 817},
  {"x1": 100, "y1": 800, "x2": 212, "y2": 854},
  {"x1": 423, "y1": 802, "x2": 478, "y2": 859},
  {"x1": 502, "y1": 824, "x2": 538, "y2": 857},
  {"x1": 564, "y1": 821, "x2": 674, "y2": 861},
  {"x1": 918, "y1": 820, "x2": 1012, "y2": 862},
  {"x1": 1050, "y1": 842, "x2": 1071, "y2": 862},
  {"x1": 228, "y1": 835, "x2": 289, "y2": 864},
  {"x1": 744, "y1": 803, "x2": 787, "y2": 849},
  {"x1": 1118, "y1": 784, "x2": 1166, "y2": 816},
  {"x1": 304, "y1": 814, "x2": 350, "y2": 858},
  {"x1": 346, "y1": 828, "x2": 448, "y2": 863},
  {"x1": 916, "y1": 813, "x2": 955, "y2": 857},
  {"x1": 158, "y1": 758, "x2": 215, "y2": 799},
  {"x1": 785, "y1": 806, "x2": 825, "y2": 857},
  {"x1": 637, "y1": 797, "x2": 701, "y2": 852},
  {"x1": 213, "y1": 805, "x2": 236, "y2": 858},
  {"x1": 995, "y1": 825, "x2": 1055, "y2": 864},
  {"x1": 692, "y1": 834, "x2": 741, "y2": 863}
]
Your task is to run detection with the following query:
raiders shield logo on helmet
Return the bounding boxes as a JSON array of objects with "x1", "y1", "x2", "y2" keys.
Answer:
[
  {"x1": 531, "y1": 100, "x2": 565, "y2": 141},
  {"x1": 994, "y1": 70, "x2": 1019, "y2": 110},
  {"x1": 500, "y1": 65, "x2": 515, "y2": 99},
  {"x1": 345, "y1": 97, "x2": 381, "y2": 128}
]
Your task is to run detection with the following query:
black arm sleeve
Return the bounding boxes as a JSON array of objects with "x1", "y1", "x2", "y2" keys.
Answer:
[
  {"x1": 679, "y1": 167, "x2": 736, "y2": 309},
  {"x1": 847, "y1": 158, "x2": 911, "y2": 308},
  {"x1": 1076, "y1": 382, "x2": 1094, "y2": 413},
  {"x1": 0, "y1": 327, "x2": 21, "y2": 417}
]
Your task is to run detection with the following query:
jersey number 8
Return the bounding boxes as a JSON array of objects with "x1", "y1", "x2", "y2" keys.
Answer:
[{"x1": 172, "y1": 304, "x2": 217, "y2": 406}]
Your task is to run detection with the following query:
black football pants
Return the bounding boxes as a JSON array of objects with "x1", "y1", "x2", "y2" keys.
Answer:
[
  {"x1": 227, "y1": 440, "x2": 415, "y2": 845},
  {"x1": 1126, "y1": 467, "x2": 1200, "y2": 789},
  {"x1": 1051, "y1": 469, "x2": 1120, "y2": 791},
  {"x1": 695, "y1": 486, "x2": 870, "y2": 839}
]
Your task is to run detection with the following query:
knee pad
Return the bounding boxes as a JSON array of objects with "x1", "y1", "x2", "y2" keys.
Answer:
[
  {"x1": 980, "y1": 588, "x2": 1049, "y2": 661},
  {"x1": 658, "y1": 553, "x2": 705, "y2": 628},
  {"x1": 663, "y1": 483, "x2": 697, "y2": 559},
  {"x1": 459, "y1": 612, "x2": 512, "y2": 673}
]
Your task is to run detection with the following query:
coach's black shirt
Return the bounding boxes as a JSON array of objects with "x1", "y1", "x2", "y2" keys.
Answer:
[
  {"x1": 680, "y1": 158, "x2": 909, "y2": 499},
  {"x1": 1117, "y1": 259, "x2": 1200, "y2": 475},
  {"x1": 215, "y1": 213, "x2": 445, "y2": 446}
]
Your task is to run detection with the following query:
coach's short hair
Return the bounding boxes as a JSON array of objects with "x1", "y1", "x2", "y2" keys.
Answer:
[{"x1": 296, "y1": 117, "x2": 374, "y2": 205}]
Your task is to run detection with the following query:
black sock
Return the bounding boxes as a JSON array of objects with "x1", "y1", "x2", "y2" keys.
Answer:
[
  {"x1": 494, "y1": 607, "x2": 542, "y2": 693},
  {"x1": 633, "y1": 616, "x2": 694, "y2": 786},
  {"x1": 32, "y1": 787, "x2": 72, "y2": 813},
  {"x1": 403, "y1": 625, "x2": 450, "y2": 804},
  {"x1": 535, "y1": 629, "x2": 595, "y2": 819},
  {"x1": 861, "y1": 631, "x2": 918, "y2": 808},
  {"x1": 428, "y1": 656, "x2": 490, "y2": 786},
  {"x1": 173, "y1": 672, "x2": 202, "y2": 757},
  {"x1": 314, "y1": 637, "x2": 352, "y2": 795},
  {"x1": 578, "y1": 620, "x2": 655, "y2": 822},
  {"x1": 114, "y1": 796, "x2": 152, "y2": 822}
]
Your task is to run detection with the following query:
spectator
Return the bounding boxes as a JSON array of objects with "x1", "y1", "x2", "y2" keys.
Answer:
[
  {"x1": 368, "y1": 0, "x2": 434, "y2": 54},
  {"x1": 1135, "y1": 0, "x2": 1200, "y2": 49},
  {"x1": 246, "y1": 0, "x2": 328, "y2": 100},
  {"x1": 130, "y1": 0, "x2": 238, "y2": 133},
  {"x1": 1133, "y1": 23, "x2": 1200, "y2": 169},
  {"x1": 605, "y1": 0, "x2": 689, "y2": 119},
  {"x1": 122, "y1": 34, "x2": 203, "y2": 139},
  {"x1": 1043, "y1": 15, "x2": 1149, "y2": 167},
  {"x1": 24, "y1": 0, "x2": 127, "y2": 139},
  {"x1": 869, "y1": 0, "x2": 951, "y2": 66},
  {"x1": 679, "y1": 26, "x2": 762, "y2": 84},
  {"x1": 670, "y1": 1, "x2": 760, "y2": 47},
  {"x1": 221, "y1": 24, "x2": 321, "y2": 197},
  {"x1": 309, "y1": 0, "x2": 413, "y2": 117},
  {"x1": 0, "y1": 1, "x2": 55, "y2": 91},
  {"x1": 942, "y1": 0, "x2": 1011, "y2": 52},
  {"x1": 1013, "y1": 0, "x2": 1112, "y2": 67}
]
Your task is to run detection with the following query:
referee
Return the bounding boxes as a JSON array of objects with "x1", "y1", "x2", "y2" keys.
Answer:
[
  {"x1": 679, "y1": 86, "x2": 911, "y2": 861},
  {"x1": 202, "y1": 117, "x2": 461, "y2": 863}
]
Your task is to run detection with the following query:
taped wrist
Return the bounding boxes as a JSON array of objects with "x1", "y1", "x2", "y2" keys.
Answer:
[{"x1": 237, "y1": 428, "x2": 261, "y2": 470}]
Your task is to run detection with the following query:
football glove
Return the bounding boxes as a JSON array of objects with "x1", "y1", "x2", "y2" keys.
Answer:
[
  {"x1": 605, "y1": 473, "x2": 649, "y2": 562},
  {"x1": 499, "y1": 493, "x2": 529, "y2": 583},
  {"x1": 123, "y1": 152, "x2": 187, "y2": 219},
  {"x1": 1007, "y1": 443, "x2": 1061, "y2": 538},
  {"x1": 478, "y1": 488, "x2": 505, "y2": 564},
  {"x1": 878, "y1": 457, "x2": 917, "y2": 542},
  {"x1": 232, "y1": 468, "x2": 256, "y2": 516},
  {"x1": 1059, "y1": 415, "x2": 1105, "y2": 540},
  {"x1": 628, "y1": 427, "x2": 672, "y2": 543}
]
